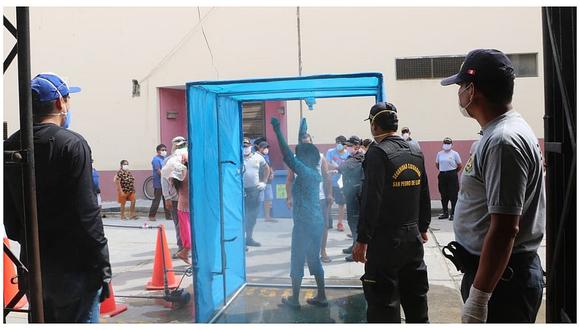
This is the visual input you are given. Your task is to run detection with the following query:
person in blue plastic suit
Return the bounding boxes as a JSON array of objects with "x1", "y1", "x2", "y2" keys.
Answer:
[{"x1": 271, "y1": 117, "x2": 328, "y2": 308}]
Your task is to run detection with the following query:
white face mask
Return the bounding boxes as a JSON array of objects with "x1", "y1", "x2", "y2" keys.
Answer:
[
  {"x1": 443, "y1": 144, "x2": 452, "y2": 151},
  {"x1": 402, "y1": 133, "x2": 410, "y2": 140},
  {"x1": 122, "y1": 165, "x2": 129, "y2": 171},
  {"x1": 262, "y1": 148, "x2": 269, "y2": 155},
  {"x1": 243, "y1": 146, "x2": 252, "y2": 156},
  {"x1": 458, "y1": 83, "x2": 474, "y2": 118},
  {"x1": 160, "y1": 150, "x2": 167, "y2": 157}
]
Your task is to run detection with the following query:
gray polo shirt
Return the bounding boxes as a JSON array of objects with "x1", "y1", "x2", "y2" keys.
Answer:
[{"x1": 454, "y1": 110, "x2": 545, "y2": 255}]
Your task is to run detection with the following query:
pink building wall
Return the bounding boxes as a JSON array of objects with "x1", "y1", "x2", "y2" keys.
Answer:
[
  {"x1": 264, "y1": 101, "x2": 287, "y2": 170},
  {"x1": 159, "y1": 88, "x2": 188, "y2": 147}
]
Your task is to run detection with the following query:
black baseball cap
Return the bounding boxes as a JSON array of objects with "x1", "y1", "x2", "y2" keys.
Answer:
[
  {"x1": 443, "y1": 137, "x2": 453, "y2": 144},
  {"x1": 365, "y1": 102, "x2": 397, "y2": 122},
  {"x1": 243, "y1": 137, "x2": 251, "y2": 146},
  {"x1": 258, "y1": 141, "x2": 269, "y2": 149},
  {"x1": 345, "y1": 135, "x2": 361, "y2": 146},
  {"x1": 335, "y1": 135, "x2": 347, "y2": 144},
  {"x1": 365, "y1": 102, "x2": 398, "y2": 131},
  {"x1": 441, "y1": 49, "x2": 515, "y2": 86}
]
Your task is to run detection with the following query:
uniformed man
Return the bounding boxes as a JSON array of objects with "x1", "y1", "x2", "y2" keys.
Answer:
[
  {"x1": 353, "y1": 102, "x2": 431, "y2": 323},
  {"x1": 441, "y1": 49, "x2": 545, "y2": 323}
]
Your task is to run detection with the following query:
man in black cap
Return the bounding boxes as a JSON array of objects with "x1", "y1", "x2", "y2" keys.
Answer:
[
  {"x1": 340, "y1": 135, "x2": 364, "y2": 262},
  {"x1": 441, "y1": 49, "x2": 545, "y2": 323},
  {"x1": 4, "y1": 73, "x2": 111, "y2": 322},
  {"x1": 353, "y1": 102, "x2": 431, "y2": 323}
]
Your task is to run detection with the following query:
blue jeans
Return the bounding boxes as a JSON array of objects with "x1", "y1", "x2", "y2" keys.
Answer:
[
  {"x1": 85, "y1": 288, "x2": 101, "y2": 323},
  {"x1": 290, "y1": 221, "x2": 324, "y2": 279}
]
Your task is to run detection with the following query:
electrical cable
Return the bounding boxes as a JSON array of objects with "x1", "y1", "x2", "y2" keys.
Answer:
[
  {"x1": 138, "y1": 7, "x2": 217, "y2": 84},
  {"x1": 198, "y1": 7, "x2": 219, "y2": 80}
]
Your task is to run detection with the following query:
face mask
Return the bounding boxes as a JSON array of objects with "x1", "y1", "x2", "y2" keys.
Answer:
[
  {"x1": 262, "y1": 148, "x2": 269, "y2": 155},
  {"x1": 402, "y1": 133, "x2": 410, "y2": 140},
  {"x1": 458, "y1": 83, "x2": 474, "y2": 118},
  {"x1": 243, "y1": 146, "x2": 252, "y2": 156},
  {"x1": 160, "y1": 150, "x2": 167, "y2": 157},
  {"x1": 336, "y1": 144, "x2": 345, "y2": 151},
  {"x1": 122, "y1": 165, "x2": 129, "y2": 171},
  {"x1": 443, "y1": 144, "x2": 452, "y2": 151}
]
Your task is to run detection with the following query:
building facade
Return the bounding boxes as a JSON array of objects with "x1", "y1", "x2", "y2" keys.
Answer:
[{"x1": 3, "y1": 7, "x2": 545, "y2": 201}]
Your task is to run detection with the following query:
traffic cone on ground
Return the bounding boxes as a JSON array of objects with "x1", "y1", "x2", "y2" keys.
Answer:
[
  {"x1": 3, "y1": 238, "x2": 27, "y2": 309},
  {"x1": 146, "y1": 225, "x2": 178, "y2": 290},
  {"x1": 99, "y1": 281, "x2": 127, "y2": 317}
]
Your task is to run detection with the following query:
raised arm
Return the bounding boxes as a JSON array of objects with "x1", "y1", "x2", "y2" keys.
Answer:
[
  {"x1": 298, "y1": 117, "x2": 308, "y2": 144},
  {"x1": 271, "y1": 117, "x2": 307, "y2": 175}
]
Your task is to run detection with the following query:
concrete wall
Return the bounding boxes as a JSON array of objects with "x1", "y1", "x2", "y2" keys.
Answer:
[{"x1": 3, "y1": 7, "x2": 545, "y2": 202}]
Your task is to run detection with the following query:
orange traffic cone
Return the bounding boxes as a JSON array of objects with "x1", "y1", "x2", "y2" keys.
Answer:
[
  {"x1": 146, "y1": 225, "x2": 178, "y2": 290},
  {"x1": 3, "y1": 238, "x2": 27, "y2": 309},
  {"x1": 99, "y1": 281, "x2": 127, "y2": 317}
]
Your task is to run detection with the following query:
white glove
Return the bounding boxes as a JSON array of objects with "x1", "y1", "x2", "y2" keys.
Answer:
[
  {"x1": 461, "y1": 285, "x2": 492, "y2": 323},
  {"x1": 256, "y1": 182, "x2": 267, "y2": 191}
]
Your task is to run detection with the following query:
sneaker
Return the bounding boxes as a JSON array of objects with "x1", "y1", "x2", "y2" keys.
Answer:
[
  {"x1": 345, "y1": 255, "x2": 354, "y2": 262},
  {"x1": 321, "y1": 255, "x2": 331, "y2": 263},
  {"x1": 246, "y1": 239, "x2": 261, "y2": 247},
  {"x1": 438, "y1": 213, "x2": 449, "y2": 220},
  {"x1": 342, "y1": 247, "x2": 353, "y2": 254},
  {"x1": 449, "y1": 214, "x2": 454, "y2": 221}
]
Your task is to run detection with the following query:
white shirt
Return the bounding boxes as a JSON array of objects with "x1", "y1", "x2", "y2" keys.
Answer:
[{"x1": 436, "y1": 149, "x2": 462, "y2": 172}]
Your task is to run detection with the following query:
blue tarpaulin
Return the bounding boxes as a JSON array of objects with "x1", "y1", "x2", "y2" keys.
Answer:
[{"x1": 186, "y1": 73, "x2": 384, "y2": 323}]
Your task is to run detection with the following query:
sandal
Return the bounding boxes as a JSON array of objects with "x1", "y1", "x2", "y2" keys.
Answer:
[
  {"x1": 280, "y1": 296, "x2": 301, "y2": 309},
  {"x1": 120, "y1": 216, "x2": 128, "y2": 221},
  {"x1": 306, "y1": 297, "x2": 329, "y2": 307},
  {"x1": 131, "y1": 215, "x2": 139, "y2": 220},
  {"x1": 321, "y1": 255, "x2": 332, "y2": 263}
]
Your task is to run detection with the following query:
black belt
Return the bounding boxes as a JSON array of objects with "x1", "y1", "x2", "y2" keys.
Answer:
[{"x1": 442, "y1": 241, "x2": 537, "y2": 282}]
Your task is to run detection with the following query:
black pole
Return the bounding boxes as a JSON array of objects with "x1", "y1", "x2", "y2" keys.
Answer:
[{"x1": 16, "y1": 7, "x2": 44, "y2": 323}]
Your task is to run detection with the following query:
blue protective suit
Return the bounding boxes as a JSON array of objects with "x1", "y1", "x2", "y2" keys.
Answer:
[{"x1": 272, "y1": 118, "x2": 324, "y2": 279}]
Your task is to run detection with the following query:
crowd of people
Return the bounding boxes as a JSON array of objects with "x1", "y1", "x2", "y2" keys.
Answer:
[{"x1": 3, "y1": 49, "x2": 546, "y2": 323}]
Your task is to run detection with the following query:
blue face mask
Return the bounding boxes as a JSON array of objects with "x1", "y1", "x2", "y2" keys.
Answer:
[
  {"x1": 336, "y1": 144, "x2": 344, "y2": 151},
  {"x1": 63, "y1": 110, "x2": 72, "y2": 129}
]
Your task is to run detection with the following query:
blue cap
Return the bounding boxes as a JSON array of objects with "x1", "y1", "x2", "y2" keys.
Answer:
[{"x1": 31, "y1": 73, "x2": 81, "y2": 102}]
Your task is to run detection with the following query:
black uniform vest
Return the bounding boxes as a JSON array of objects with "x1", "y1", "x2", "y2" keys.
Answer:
[{"x1": 373, "y1": 137, "x2": 425, "y2": 227}]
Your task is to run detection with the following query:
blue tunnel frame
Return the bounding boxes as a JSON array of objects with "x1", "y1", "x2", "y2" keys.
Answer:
[{"x1": 185, "y1": 72, "x2": 384, "y2": 323}]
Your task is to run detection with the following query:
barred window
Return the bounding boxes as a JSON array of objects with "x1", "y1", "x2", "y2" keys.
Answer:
[
  {"x1": 242, "y1": 102, "x2": 265, "y2": 139},
  {"x1": 507, "y1": 53, "x2": 538, "y2": 77},
  {"x1": 396, "y1": 53, "x2": 538, "y2": 80}
]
